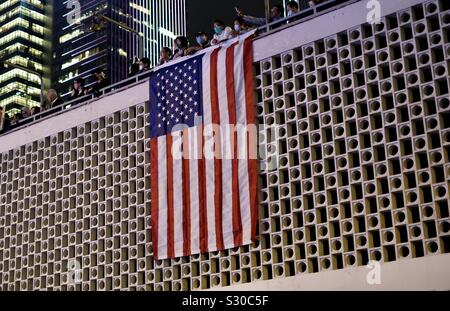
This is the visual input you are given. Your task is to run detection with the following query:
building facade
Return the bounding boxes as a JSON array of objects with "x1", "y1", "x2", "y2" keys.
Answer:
[
  {"x1": 0, "y1": 0, "x2": 51, "y2": 116},
  {"x1": 52, "y1": 0, "x2": 186, "y2": 97}
]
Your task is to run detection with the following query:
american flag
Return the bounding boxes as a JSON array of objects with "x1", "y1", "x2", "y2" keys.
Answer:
[{"x1": 150, "y1": 33, "x2": 258, "y2": 260}]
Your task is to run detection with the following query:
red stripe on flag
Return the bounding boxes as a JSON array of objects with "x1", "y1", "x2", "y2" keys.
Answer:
[
  {"x1": 210, "y1": 48, "x2": 225, "y2": 250},
  {"x1": 182, "y1": 129, "x2": 191, "y2": 256},
  {"x1": 166, "y1": 135, "x2": 175, "y2": 258},
  {"x1": 226, "y1": 43, "x2": 243, "y2": 246},
  {"x1": 197, "y1": 124, "x2": 208, "y2": 253},
  {"x1": 243, "y1": 36, "x2": 258, "y2": 241},
  {"x1": 150, "y1": 139, "x2": 159, "y2": 259}
]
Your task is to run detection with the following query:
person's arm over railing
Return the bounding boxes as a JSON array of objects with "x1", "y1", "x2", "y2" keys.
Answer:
[
  {"x1": 242, "y1": 15, "x2": 267, "y2": 27},
  {"x1": 235, "y1": 6, "x2": 269, "y2": 27}
]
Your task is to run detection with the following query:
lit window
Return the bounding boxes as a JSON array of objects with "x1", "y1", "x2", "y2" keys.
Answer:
[
  {"x1": 59, "y1": 29, "x2": 84, "y2": 44},
  {"x1": 61, "y1": 47, "x2": 102, "y2": 70}
]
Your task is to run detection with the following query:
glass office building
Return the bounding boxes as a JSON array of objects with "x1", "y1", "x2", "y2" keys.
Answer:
[
  {"x1": 53, "y1": 0, "x2": 186, "y2": 97},
  {"x1": 0, "y1": 0, "x2": 51, "y2": 116}
]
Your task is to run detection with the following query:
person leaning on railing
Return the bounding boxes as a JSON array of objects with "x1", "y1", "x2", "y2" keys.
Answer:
[
  {"x1": 232, "y1": 17, "x2": 253, "y2": 36},
  {"x1": 2, "y1": 113, "x2": 11, "y2": 133},
  {"x1": 85, "y1": 68, "x2": 110, "y2": 97},
  {"x1": 158, "y1": 47, "x2": 173, "y2": 66},
  {"x1": 10, "y1": 113, "x2": 22, "y2": 127},
  {"x1": 172, "y1": 36, "x2": 190, "y2": 61},
  {"x1": 68, "y1": 78, "x2": 86, "y2": 101},
  {"x1": 130, "y1": 57, "x2": 140, "y2": 76},
  {"x1": 287, "y1": 1, "x2": 300, "y2": 16},
  {"x1": 21, "y1": 106, "x2": 30, "y2": 119},
  {"x1": 235, "y1": 4, "x2": 285, "y2": 27},
  {"x1": 138, "y1": 58, "x2": 151, "y2": 73},
  {"x1": 30, "y1": 106, "x2": 41, "y2": 116},
  {"x1": 211, "y1": 19, "x2": 233, "y2": 45},
  {"x1": 46, "y1": 89, "x2": 65, "y2": 109},
  {"x1": 185, "y1": 32, "x2": 210, "y2": 56}
]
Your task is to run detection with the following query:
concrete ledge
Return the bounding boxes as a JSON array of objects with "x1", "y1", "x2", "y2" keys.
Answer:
[{"x1": 209, "y1": 254, "x2": 450, "y2": 291}]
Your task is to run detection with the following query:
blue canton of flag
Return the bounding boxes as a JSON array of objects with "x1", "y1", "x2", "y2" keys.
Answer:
[{"x1": 150, "y1": 55, "x2": 203, "y2": 138}]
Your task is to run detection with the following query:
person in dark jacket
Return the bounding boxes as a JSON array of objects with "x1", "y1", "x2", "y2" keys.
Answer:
[
  {"x1": 1, "y1": 113, "x2": 11, "y2": 133},
  {"x1": 47, "y1": 89, "x2": 64, "y2": 109},
  {"x1": 172, "y1": 36, "x2": 189, "y2": 60},
  {"x1": 68, "y1": 78, "x2": 85, "y2": 101},
  {"x1": 185, "y1": 32, "x2": 210, "y2": 56},
  {"x1": 138, "y1": 57, "x2": 151, "y2": 73},
  {"x1": 130, "y1": 57, "x2": 140, "y2": 76},
  {"x1": 85, "y1": 68, "x2": 110, "y2": 97}
]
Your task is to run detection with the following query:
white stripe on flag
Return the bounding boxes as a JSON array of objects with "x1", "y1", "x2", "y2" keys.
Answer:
[
  {"x1": 202, "y1": 50, "x2": 217, "y2": 251},
  {"x1": 217, "y1": 45, "x2": 234, "y2": 249},
  {"x1": 234, "y1": 40, "x2": 252, "y2": 245},
  {"x1": 188, "y1": 126, "x2": 200, "y2": 254},
  {"x1": 172, "y1": 130, "x2": 184, "y2": 258},
  {"x1": 157, "y1": 136, "x2": 168, "y2": 259}
]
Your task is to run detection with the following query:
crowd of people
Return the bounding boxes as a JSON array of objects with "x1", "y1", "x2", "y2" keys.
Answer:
[
  {"x1": 0, "y1": 0, "x2": 325, "y2": 134},
  {"x1": 0, "y1": 67, "x2": 110, "y2": 133},
  {"x1": 129, "y1": 1, "x2": 323, "y2": 74}
]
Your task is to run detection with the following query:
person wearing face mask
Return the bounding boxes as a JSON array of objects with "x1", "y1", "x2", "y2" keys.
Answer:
[
  {"x1": 172, "y1": 36, "x2": 189, "y2": 60},
  {"x1": 186, "y1": 32, "x2": 210, "y2": 55},
  {"x1": 211, "y1": 20, "x2": 233, "y2": 46},
  {"x1": 158, "y1": 47, "x2": 173, "y2": 66},
  {"x1": 232, "y1": 17, "x2": 251, "y2": 36},
  {"x1": 138, "y1": 58, "x2": 151, "y2": 73},
  {"x1": 286, "y1": 1, "x2": 300, "y2": 17},
  {"x1": 235, "y1": 4, "x2": 284, "y2": 27}
]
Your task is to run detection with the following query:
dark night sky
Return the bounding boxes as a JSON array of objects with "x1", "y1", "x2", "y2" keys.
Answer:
[{"x1": 186, "y1": 1, "x2": 266, "y2": 41}]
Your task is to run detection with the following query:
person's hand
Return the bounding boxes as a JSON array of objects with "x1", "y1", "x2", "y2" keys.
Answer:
[
  {"x1": 211, "y1": 38, "x2": 219, "y2": 45},
  {"x1": 235, "y1": 7, "x2": 244, "y2": 17},
  {"x1": 185, "y1": 47, "x2": 196, "y2": 55}
]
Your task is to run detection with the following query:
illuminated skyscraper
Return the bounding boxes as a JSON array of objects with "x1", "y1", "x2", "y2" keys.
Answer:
[
  {"x1": 53, "y1": 0, "x2": 187, "y2": 97},
  {"x1": 0, "y1": 0, "x2": 51, "y2": 115}
]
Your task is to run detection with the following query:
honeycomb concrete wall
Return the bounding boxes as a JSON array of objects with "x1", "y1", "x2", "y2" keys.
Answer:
[{"x1": 0, "y1": 0, "x2": 450, "y2": 291}]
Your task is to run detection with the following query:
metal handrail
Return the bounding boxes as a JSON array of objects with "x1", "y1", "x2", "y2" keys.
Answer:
[
  {"x1": 1, "y1": 70, "x2": 153, "y2": 136},
  {"x1": 0, "y1": 0, "x2": 357, "y2": 137},
  {"x1": 257, "y1": 0, "x2": 360, "y2": 35}
]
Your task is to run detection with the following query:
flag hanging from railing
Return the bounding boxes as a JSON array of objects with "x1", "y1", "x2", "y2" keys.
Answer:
[{"x1": 149, "y1": 33, "x2": 258, "y2": 260}]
